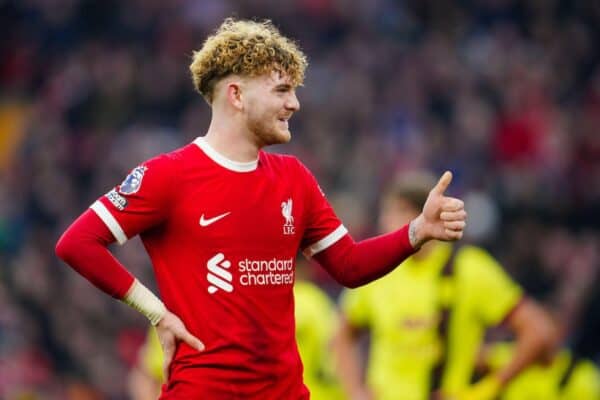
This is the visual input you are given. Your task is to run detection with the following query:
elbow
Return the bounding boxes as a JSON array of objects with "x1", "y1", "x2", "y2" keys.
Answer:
[
  {"x1": 531, "y1": 305, "x2": 560, "y2": 357},
  {"x1": 332, "y1": 268, "x2": 375, "y2": 288},
  {"x1": 337, "y1": 268, "x2": 377, "y2": 288},
  {"x1": 333, "y1": 272, "x2": 363, "y2": 289},
  {"x1": 512, "y1": 299, "x2": 560, "y2": 361},
  {"x1": 539, "y1": 314, "x2": 560, "y2": 357},
  {"x1": 317, "y1": 260, "x2": 363, "y2": 288},
  {"x1": 55, "y1": 235, "x2": 68, "y2": 261},
  {"x1": 342, "y1": 279, "x2": 363, "y2": 289},
  {"x1": 525, "y1": 308, "x2": 560, "y2": 360},
  {"x1": 55, "y1": 231, "x2": 75, "y2": 263}
]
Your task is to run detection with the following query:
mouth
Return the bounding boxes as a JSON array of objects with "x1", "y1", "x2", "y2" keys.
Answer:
[{"x1": 277, "y1": 116, "x2": 291, "y2": 128}]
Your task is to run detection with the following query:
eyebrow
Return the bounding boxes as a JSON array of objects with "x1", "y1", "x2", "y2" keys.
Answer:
[{"x1": 274, "y1": 83, "x2": 293, "y2": 91}]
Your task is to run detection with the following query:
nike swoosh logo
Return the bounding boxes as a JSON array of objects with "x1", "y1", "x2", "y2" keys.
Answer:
[{"x1": 199, "y1": 212, "x2": 231, "y2": 227}]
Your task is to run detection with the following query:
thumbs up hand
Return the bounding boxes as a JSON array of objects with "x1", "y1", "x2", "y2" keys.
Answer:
[{"x1": 409, "y1": 171, "x2": 467, "y2": 248}]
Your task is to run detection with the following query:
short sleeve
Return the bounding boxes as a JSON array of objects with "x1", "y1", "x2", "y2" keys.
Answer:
[
  {"x1": 339, "y1": 287, "x2": 372, "y2": 328},
  {"x1": 297, "y1": 161, "x2": 347, "y2": 257},
  {"x1": 90, "y1": 154, "x2": 177, "y2": 244},
  {"x1": 459, "y1": 246, "x2": 523, "y2": 326}
]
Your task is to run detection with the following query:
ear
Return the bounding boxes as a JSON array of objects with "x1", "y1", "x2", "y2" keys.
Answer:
[{"x1": 226, "y1": 82, "x2": 244, "y2": 111}]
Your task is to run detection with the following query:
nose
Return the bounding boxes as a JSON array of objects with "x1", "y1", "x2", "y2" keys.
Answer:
[{"x1": 286, "y1": 91, "x2": 300, "y2": 112}]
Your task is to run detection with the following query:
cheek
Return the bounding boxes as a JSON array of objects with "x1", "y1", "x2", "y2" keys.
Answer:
[
  {"x1": 246, "y1": 106, "x2": 275, "y2": 137},
  {"x1": 246, "y1": 97, "x2": 272, "y2": 119}
]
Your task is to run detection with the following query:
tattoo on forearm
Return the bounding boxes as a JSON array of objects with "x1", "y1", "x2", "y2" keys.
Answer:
[{"x1": 409, "y1": 219, "x2": 419, "y2": 248}]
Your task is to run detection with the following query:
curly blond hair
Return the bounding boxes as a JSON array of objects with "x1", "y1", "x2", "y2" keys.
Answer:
[{"x1": 190, "y1": 18, "x2": 308, "y2": 104}]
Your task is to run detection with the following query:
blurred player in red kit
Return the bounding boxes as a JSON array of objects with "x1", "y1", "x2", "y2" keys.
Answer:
[{"x1": 55, "y1": 18, "x2": 467, "y2": 399}]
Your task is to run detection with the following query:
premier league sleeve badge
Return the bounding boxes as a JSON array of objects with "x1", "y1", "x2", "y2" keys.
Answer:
[{"x1": 118, "y1": 165, "x2": 148, "y2": 195}]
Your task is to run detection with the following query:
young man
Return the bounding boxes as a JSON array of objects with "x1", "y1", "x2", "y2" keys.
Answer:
[
  {"x1": 334, "y1": 172, "x2": 556, "y2": 400},
  {"x1": 55, "y1": 19, "x2": 467, "y2": 399}
]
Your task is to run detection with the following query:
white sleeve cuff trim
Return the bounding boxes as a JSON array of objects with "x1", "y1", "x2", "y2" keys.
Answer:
[
  {"x1": 90, "y1": 200, "x2": 128, "y2": 245},
  {"x1": 303, "y1": 224, "x2": 348, "y2": 258}
]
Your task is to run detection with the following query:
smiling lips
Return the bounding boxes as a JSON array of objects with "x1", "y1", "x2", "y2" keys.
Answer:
[
  {"x1": 278, "y1": 113, "x2": 292, "y2": 122},
  {"x1": 278, "y1": 117, "x2": 290, "y2": 128}
]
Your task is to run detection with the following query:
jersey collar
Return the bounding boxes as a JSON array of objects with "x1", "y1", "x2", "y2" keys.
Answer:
[{"x1": 193, "y1": 137, "x2": 258, "y2": 172}]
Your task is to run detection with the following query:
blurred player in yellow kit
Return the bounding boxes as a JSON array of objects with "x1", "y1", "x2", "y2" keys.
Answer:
[
  {"x1": 480, "y1": 342, "x2": 600, "y2": 400},
  {"x1": 334, "y1": 172, "x2": 557, "y2": 400},
  {"x1": 128, "y1": 277, "x2": 344, "y2": 400},
  {"x1": 294, "y1": 277, "x2": 345, "y2": 400}
]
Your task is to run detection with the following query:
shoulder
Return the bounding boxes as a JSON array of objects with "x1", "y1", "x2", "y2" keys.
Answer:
[
  {"x1": 455, "y1": 245, "x2": 519, "y2": 288},
  {"x1": 261, "y1": 152, "x2": 306, "y2": 170},
  {"x1": 141, "y1": 143, "x2": 201, "y2": 175},
  {"x1": 455, "y1": 245, "x2": 498, "y2": 270},
  {"x1": 261, "y1": 153, "x2": 318, "y2": 184},
  {"x1": 164, "y1": 142, "x2": 199, "y2": 165},
  {"x1": 139, "y1": 145, "x2": 187, "y2": 170},
  {"x1": 122, "y1": 144, "x2": 197, "y2": 194}
]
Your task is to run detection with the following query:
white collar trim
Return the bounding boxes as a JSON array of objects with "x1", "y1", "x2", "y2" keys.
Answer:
[{"x1": 193, "y1": 137, "x2": 258, "y2": 172}]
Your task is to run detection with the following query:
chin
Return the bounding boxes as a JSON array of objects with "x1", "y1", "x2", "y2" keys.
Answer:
[
  {"x1": 266, "y1": 129, "x2": 291, "y2": 145},
  {"x1": 253, "y1": 124, "x2": 292, "y2": 146},
  {"x1": 279, "y1": 130, "x2": 292, "y2": 143}
]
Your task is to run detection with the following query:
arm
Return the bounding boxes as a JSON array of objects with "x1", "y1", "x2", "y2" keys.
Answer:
[
  {"x1": 495, "y1": 298, "x2": 557, "y2": 385},
  {"x1": 55, "y1": 209, "x2": 204, "y2": 380},
  {"x1": 128, "y1": 327, "x2": 164, "y2": 400},
  {"x1": 314, "y1": 226, "x2": 414, "y2": 288},
  {"x1": 128, "y1": 365, "x2": 162, "y2": 400},
  {"x1": 333, "y1": 315, "x2": 373, "y2": 400},
  {"x1": 457, "y1": 299, "x2": 557, "y2": 400},
  {"x1": 55, "y1": 209, "x2": 136, "y2": 299},
  {"x1": 314, "y1": 171, "x2": 466, "y2": 288}
]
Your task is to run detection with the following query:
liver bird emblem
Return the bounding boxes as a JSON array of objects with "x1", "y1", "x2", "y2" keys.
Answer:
[{"x1": 281, "y1": 198, "x2": 294, "y2": 226}]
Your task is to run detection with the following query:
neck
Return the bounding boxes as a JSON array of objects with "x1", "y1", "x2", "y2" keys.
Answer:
[{"x1": 204, "y1": 113, "x2": 260, "y2": 163}]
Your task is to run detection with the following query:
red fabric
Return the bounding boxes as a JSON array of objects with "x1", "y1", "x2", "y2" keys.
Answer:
[
  {"x1": 314, "y1": 224, "x2": 416, "y2": 288},
  {"x1": 55, "y1": 209, "x2": 134, "y2": 299},
  {"x1": 159, "y1": 374, "x2": 310, "y2": 400},
  {"x1": 74, "y1": 139, "x2": 344, "y2": 399}
]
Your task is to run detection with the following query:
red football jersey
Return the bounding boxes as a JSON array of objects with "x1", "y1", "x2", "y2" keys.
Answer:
[{"x1": 90, "y1": 137, "x2": 347, "y2": 399}]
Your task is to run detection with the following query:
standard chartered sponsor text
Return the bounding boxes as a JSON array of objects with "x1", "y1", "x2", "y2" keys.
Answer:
[{"x1": 238, "y1": 257, "x2": 294, "y2": 286}]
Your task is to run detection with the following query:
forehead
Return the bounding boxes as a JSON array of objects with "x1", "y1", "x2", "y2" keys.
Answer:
[{"x1": 248, "y1": 70, "x2": 295, "y2": 88}]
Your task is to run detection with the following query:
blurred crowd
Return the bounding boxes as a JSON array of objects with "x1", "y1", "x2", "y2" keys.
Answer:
[{"x1": 1, "y1": 0, "x2": 599, "y2": 398}]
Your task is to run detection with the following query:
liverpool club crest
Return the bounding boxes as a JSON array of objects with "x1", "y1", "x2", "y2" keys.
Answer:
[{"x1": 281, "y1": 198, "x2": 295, "y2": 235}]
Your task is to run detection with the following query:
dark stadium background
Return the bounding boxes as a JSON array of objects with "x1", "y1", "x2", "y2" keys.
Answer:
[{"x1": 1, "y1": 0, "x2": 598, "y2": 398}]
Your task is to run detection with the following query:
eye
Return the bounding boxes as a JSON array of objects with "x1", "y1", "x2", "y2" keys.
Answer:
[{"x1": 275, "y1": 85, "x2": 292, "y2": 93}]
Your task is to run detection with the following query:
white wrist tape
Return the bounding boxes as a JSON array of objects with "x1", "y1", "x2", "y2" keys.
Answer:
[{"x1": 122, "y1": 279, "x2": 166, "y2": 326}]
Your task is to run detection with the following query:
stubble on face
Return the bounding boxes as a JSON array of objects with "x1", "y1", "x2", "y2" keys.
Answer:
[{"x1": 243, "y1": 71, "x2": 296, "y2": 147}]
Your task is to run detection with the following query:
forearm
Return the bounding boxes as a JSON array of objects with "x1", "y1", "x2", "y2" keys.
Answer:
[
  {"x1": 56, "y1": 209, "x2": 135, "y2": 298},
  {"x1": 495, "y1": 333, "x2": 542, "y2": 384},
  {"x1": 314, "y1": 224, "x2": 416, "y2": 288},
  {"x1": 56, "y1": 209, "x2": 165, "y2": 324}
]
